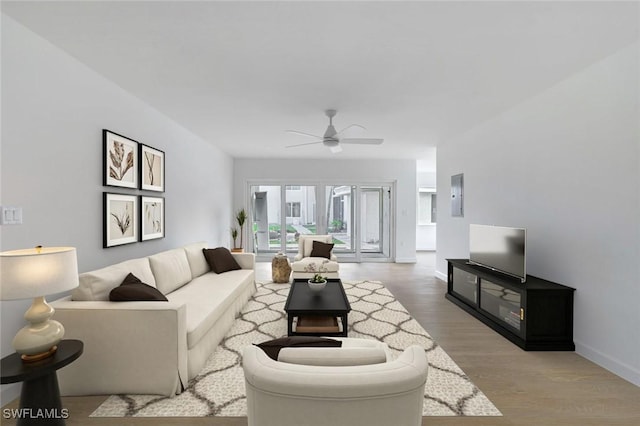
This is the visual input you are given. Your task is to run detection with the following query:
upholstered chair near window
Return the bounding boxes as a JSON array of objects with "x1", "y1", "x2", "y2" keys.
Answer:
[{"x1": 290, "y1": 234, "x2": 339, "y2": 279}]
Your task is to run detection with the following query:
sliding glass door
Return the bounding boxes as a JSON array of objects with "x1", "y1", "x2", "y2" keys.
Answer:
[
  {"x1": 250, "y1": 182, "x2": 393, "y2": 261},
  {"x1": 251, "y1": 184, "x2": 317, "y2": 254}
]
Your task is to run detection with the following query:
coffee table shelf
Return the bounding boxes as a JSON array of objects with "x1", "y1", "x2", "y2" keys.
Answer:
[{"x1": 295, "y1": 316, "x2": 340, "y2": 333}]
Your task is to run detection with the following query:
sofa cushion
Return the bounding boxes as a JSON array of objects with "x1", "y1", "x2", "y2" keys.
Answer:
[
  {"x1": 290, "y1": 257, "x2": 339, "y2": 273},
  {"x1": 255, "y1": 336, "x2": 342, "y2": 361},
  {"x1": 109, "y1": 273, "x2": 168, "y2": 302},
  {"x1": 183, "y1": 242, "x2": 210, "y2": 279},
  {"x1": 278, "y1": 347, "x2": 387, "y2": 366},
  {"x1": 309, "y1": 241, "x2": 334, "y2": 259},
  {"x1": 148, "y1": 248, "x2": 192, "y2": 295},
  {"x1": 203, "y1": 247, "x2": 241, "y2": 274},
  {"x1": 72, "y1": 257, "x2": 156, "y2": 301},
  {"x1": 166, "y1": 269, "x2": 255, "y2": 349}
]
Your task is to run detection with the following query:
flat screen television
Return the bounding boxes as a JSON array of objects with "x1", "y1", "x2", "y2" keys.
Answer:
[{"x1": 469, "y1": 224, "x2": 527, "y2": 283}]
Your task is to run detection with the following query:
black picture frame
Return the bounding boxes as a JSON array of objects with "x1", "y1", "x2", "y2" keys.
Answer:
[
  {"x1": 103, "y1": 130, "x2": 139, "y2": 189},
  {"x1": 104, "y1": 192, "x2": 138, "y2": 248},
  {"x1": 140, "y1": 144, "x2": 165, "y2": 192},
  {"x1": 140, "y1": 196, "x2": 165, "y2": 241}
]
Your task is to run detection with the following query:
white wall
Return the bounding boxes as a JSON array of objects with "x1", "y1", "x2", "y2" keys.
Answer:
[
  {"x1": 0, "y1": 16, "x2": 233, "y2": 404},
  {"x1": 416, "y1": 171, "x2": 436, "y2": 250},
  {"x1": 436, "y1": 42, "x2": 639, "y2": 386},
  {"x1": 233, "y1": 158, "x2": 417, "y2": 262}
]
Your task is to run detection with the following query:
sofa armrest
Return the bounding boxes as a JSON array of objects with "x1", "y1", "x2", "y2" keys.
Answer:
[
  {"x1": 232, "y1": 252, "x2": 255, "y2": 270},
  {"x1": 51, "y1": 296, "x2": 188, "y2": 396},
  {"x1": 330, "y1": 253, "x2": 338, "y2": 261}
]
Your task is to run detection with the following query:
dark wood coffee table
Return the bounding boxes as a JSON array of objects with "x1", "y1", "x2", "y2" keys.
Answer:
[{"x1": 284, "y1": 278, "x2": 351, "y2": 337}]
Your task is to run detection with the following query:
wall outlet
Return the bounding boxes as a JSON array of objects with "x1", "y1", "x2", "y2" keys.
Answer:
[{"x1": 0, "y1": 206, "x2": 23, "y2": 225}]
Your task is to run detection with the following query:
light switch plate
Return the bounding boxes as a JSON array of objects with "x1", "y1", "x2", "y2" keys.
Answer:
[{"x1": 0, "y1": 206, "x2": 23, "y2": 225}]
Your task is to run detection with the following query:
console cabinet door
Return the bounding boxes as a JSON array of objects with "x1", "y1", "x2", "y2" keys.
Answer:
[
  {"x1": 451, "y1": 267, "x2": 478, "y2": 306},
  {"x1": 479, "y1": 279, "x2": 525, "y2": 338}
]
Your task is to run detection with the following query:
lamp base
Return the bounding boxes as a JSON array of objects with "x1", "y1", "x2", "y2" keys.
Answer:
[
  {"x1": 20, "y1": 345, "x2": 58, "y2": 363},
  {"x1": 12, "y1": 296, "x2": 65, "y2": 362}
]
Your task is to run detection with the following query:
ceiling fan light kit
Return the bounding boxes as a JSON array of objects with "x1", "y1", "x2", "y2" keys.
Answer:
[{"x1": 285, "y1": 109, "x2": 383, "y2": 153}]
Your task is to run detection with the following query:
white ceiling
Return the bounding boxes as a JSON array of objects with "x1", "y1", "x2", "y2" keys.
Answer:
[{"x1": 3, "y1": 1, "x2": 638, "y2": 165}]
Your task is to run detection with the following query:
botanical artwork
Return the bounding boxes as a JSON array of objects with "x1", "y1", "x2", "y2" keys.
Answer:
[
  {"x1": 104, "y1": 193, "x2": 138, "y2": 247},
  {"x1": 141, "y1": 196, "x2": 164, "y2": 241},
  {"x1": 104, "y1": 130, "x2": 138, "y2": 188},
  {"x1": 111, "y1": 143, "x2": 134, "y2": 181},
  {"x1": 140, "y1": 145, "x2": 165, "y2": 192},
  {"x1": 111, "y1": 201, "x2": 133, "y2": 236}
]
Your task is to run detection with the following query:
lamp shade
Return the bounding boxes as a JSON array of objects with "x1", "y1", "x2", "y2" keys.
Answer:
[{"x1": 0, "y1": 247, "x2": 79, "y2": 300}]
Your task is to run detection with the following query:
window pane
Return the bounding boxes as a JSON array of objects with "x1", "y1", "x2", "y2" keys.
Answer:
[
  {"x1": 417, "y1": 189, "x2": 436, "y2": 225},
  {"x1": 431, "y1": 193, "x2": 437, "y2": 223},
  {"x1": 361, "y1": 189, "x2": 381, "y2": 253},
  {"x1": 286, "y1": 202, "x2": 301, "y2": 217},
  {"x1": 418, "y1": 192, "x2": 431, "y2": 224},
  {"x1": 326, "y1": 185, "x2": 353, "y2": 252},
  {"x1": 286, "y1": 186, "x2": 316, "y2": 252},
  {"x1": 251, "y1": 185, "x2": 281, "y2": 253}
]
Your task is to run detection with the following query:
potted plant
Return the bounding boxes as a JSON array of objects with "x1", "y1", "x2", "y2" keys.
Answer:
[
  {"x1": 231, "y1": 227, "x2": 239, "y2": 252},
  {"x1": 235, "y1": 208, "x2": 247, "y2": 252},
  {"x1": 307, "y1": 273, "x2": 327, "y2": 292}
]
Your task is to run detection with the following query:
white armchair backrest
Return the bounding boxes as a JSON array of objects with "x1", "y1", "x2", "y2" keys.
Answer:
[
  {"x1": 297, "y1": 234, "x2": 333, "y2": 258},
  {"x1": 242, "y1": 344, "x2": 428, "y2": 426}
]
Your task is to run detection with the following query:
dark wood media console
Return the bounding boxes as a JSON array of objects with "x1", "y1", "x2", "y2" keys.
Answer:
[{"x1": 446, "y1": 259, "x2": 575, "y2": 351}]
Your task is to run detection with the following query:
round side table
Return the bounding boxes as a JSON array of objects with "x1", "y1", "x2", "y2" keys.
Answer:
[{"x1": 1, "y1": 339, "x2": 83, "y2": 426}]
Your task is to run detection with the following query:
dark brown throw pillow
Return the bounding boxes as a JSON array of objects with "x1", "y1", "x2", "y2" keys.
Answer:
[
  {"x1": 202, "y1": 247, "x2": 241, "y2": 274},
  {"x1": 255, "y1": 336, "x2": 342, "y2": 360},
  {"x1": 109, "y1": 273, "x2": 168, "y2": 302},
  {"x1": 309, "y1": 240, "x2": 334, "y2": 259}
]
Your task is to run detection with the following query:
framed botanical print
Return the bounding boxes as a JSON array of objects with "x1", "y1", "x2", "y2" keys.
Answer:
[
  {"x1": 104, "y1": 193, "x2": 138, "y2": 248},
  {"x1": 104, "y1": 130, "x2": 138, "y2": 189},
  {"x1": 140, "y1": 144, "x2": 165, "y2": 192},
  {"x1": 141, "y1": 196, "x2": 165, "y2": 241}
]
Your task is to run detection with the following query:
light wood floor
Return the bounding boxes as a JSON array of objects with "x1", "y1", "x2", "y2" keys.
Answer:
[{"x1": 3, "y1": 252, "x2": 639, "y2": 425}]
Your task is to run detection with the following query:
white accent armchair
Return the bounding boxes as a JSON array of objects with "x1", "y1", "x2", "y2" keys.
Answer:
[
  {"x1": 290, "y1": 234, "x2": 339, "y2": 279},
  {"x1": 242, "y1": 339, "x2": 428, "y2": 426}
]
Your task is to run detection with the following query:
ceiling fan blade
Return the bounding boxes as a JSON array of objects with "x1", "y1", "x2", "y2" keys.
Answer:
[
  {"x1": 285, "y1": 141, "x2": 324, "y2": 148},
  {"x1": 285, "y1": 130, "x2": 323, "y2": 139},
  {"x1": 335, "y1": 124, "x2": 366, "y2": 137},
  {"x1": 340, "y1": 138, "x2": 384, "y2": 145}
]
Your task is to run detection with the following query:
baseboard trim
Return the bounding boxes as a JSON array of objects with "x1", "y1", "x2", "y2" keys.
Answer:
[
  {"x1": 395, "y1": 257, "x2": 417, "y2": 263},
  {"x1": 575, "y1": 340, "x2": 640, "y2": 387},
  {"x1": 435, "y1": 270, "x2": 447, "y2": 281}
]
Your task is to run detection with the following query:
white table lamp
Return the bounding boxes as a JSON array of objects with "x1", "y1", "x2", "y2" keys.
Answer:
[{"x1": 0, "y1": 246, "x2": 79, "y2": 362}]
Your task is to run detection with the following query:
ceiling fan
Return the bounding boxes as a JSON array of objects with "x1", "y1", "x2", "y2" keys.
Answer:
[{"x1": 285, "y1": 109, "x2": 384, "y2": 153}]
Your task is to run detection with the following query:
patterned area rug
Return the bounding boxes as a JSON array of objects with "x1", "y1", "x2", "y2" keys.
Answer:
[{"x1": 91, "y1": 280, "x2": 501, "y2": 417}]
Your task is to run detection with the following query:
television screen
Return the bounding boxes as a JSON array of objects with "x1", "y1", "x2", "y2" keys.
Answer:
[{"x1": 469, "y1": 224, "x2": 526, "y2": 282}]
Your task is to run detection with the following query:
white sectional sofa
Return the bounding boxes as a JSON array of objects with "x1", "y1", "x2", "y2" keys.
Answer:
[{"x1": 51, "y1": 242, "x2": 256, "y2": 396}]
